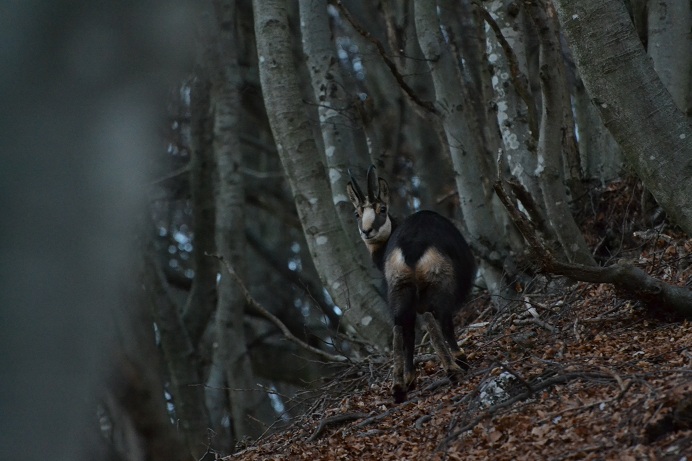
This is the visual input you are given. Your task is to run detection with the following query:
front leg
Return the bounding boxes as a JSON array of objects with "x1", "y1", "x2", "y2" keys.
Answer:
[
  {"x1": 391, "y1": 325, "x2": 406, "y2": 403},
  {"x1": 390, "y1": 286, "x2": 416, "y2": 403}
]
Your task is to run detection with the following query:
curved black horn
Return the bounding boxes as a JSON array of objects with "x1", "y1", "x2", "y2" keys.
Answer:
[
  {"x1": 348, "y1": 168, "x2": 365, "y2": 201},
  {"x1": 366, "y1": 165, "x2": 379, "y2": 202}
]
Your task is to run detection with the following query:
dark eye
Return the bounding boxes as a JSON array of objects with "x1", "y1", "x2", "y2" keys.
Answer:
[
  {"x1": 379, "y1": 206, "x2": 387, "y2": 215},
  {"x1": 353, "y1": 210, "x2": 360, "y2": 218}
]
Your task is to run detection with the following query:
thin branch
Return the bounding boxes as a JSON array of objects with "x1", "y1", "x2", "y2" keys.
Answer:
[
  {"x1": 150, "y1": 164, "x2": 191, "y2": 185},
  {"x1": 493, "y1": 180, "x2": 692, "y2": 319},
  {"x1": 330, "y1": 0, "x2": 438, "y2": 115},
  {"x1": 513, "y1": 317, "x2": 558, "y2": 333},
  {"x1": 211, "y1": 253, "x2": 349, "y2": 363},
  {"x1": 307, "y1": 412, "x2": 369, "y2": 442}
]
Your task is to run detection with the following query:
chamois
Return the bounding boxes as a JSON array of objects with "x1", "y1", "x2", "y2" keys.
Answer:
[{"x1": 347, "y1": 166, "x2": 476, "y2": 403}]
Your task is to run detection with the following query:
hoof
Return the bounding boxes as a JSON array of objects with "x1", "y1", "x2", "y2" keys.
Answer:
[
  {"x1": 392, "y1": 385, "x2": 407, "y2": 403},
  {"x1": 453, "y1": 351, "x2": 470, "y2": 371},
  {"x1": 447, "y1": 369, "x2": 463, "y2": 383}
]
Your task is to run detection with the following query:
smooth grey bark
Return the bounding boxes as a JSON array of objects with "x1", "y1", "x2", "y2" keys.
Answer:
[
  {"x1": 647, "y1": 0, "x2": 692, "y2": 115},
  {"x1": 210, "y1": 0, "x2": 275, "y2": 442},
  {"x1": 484, "y1": 0, "x2": 545, "y2": 238},
  {"x1": 253, "y1": 0, "x2": 392, "y2": 349},
  {"x1": 299, "y1": 0, "x2": 374, "y2": 269},
  {"x1": 574, "y1": 81, "x2": 622, "y2": 182},
  {"x1": 367, "y1": 1, "x2": 451, "y2": 213},
  {"x1": 525, "y1": 0, "x2": 595, "y2": 266},
  {"x1": 440, "y1": 0, "x2": 503, "y2": 182},
  {"x1": 553, "y1": 0, "x2": 692, "y2": 236}
]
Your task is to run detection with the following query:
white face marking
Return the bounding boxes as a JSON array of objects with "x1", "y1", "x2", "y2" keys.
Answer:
[
  {"x1": 361, "y1": 207, "x2": 376, "y2": 232},
  {"x1": 359, "y1": 207, "x2": 391, "y2": 247}
]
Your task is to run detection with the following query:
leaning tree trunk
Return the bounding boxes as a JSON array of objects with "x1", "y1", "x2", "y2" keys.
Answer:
[
  {"x1": 525, "y1": 0, "x2": 595, "y2": 266},
  {"x1": 298, "y1": 0, "x2": 374, "y2": 269},
  {"x1": 253, "y1": 0, "x2": 392, "y2": 349},
  {"x1": 553, "y1": 0, "x2": 692, "y2": 236}
]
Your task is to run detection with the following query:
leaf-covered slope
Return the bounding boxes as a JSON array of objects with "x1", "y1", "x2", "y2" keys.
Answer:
[{"x1": 228, "y1": 180, "x2": 692, "y2": 461}]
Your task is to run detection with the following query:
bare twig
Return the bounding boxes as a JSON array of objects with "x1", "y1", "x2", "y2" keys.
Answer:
[
  {"x1": 307, "y1": 412, "x2": 369, "y2": 442},
  {"x1": 415, "y1": 415, "x2": 432, "y2": 429},
  {"x1": 513, "y1": 317, "x2": 558, "y2": 333},
  {"x1": 536, "y1": 379, "x2": 634, "y2": 425},
  {"x1": 356, "y1": 399, "x2": 419, "y2": 428},
  {"x1": 150, "y1": 164, "x2": 191, "y2": 185},
  {"x1": 211, "y1": 253, "x2": 349, "y2": 363},
  {"x1": 330, "y1": 0, "x2": 438, "y2": 115}
]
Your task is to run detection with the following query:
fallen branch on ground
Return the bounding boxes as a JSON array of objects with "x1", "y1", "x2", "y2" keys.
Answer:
[
  {"x1": 307, "y1": 412, "x2": 369, "y2": 442},
  {"x1": 493, "y1": 180, "x2": 692, "y2": 319}
]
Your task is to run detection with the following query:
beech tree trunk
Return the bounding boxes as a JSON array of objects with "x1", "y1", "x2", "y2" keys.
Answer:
[
  {"x1": 210, "y1": 0, "x2": 275, "y2": 444},
  {"x1": 553, "y1": 0, "x2": 692, "y2": 236},
  {"x1": 298, "y1": 0, "x2": 374, "y2": 271},
  {"x1": 253, "y1": 0, "x2": 392, "y2": 349},
  {"x1": 525, "y1": 0, "x2": 595, "y2": 266}
]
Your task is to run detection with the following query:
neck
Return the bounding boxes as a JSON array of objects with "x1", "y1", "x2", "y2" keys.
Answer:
[{"x1": 368, "y1": 214, "x2": 397, "y2": 272}]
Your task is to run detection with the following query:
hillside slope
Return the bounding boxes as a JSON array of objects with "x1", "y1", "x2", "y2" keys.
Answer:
[{"x1": 229, "y1": 180, "x2": 692, "y2": 461}]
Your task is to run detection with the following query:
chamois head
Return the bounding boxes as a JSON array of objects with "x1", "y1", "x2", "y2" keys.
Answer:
[{"x1": 346, "y1": 165, "x2": 392, "y2": 253}]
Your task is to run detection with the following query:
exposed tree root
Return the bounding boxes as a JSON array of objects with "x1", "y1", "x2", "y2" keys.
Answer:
[{"x1": 494, "y1": 180, "x2": 692, "y2": 319}]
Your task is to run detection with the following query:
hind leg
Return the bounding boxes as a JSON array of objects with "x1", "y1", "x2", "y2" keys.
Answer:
[
  {"x1": 390, "y1": 284, "x2": 417, "y2": 403},
  {"x1": 422, "y1": 312, "x2": 462, "y2": 375},
  {"x1": 428, "y1": 290, "x2": 469, "y2": 372},
  {"x1": 435, "y1": 307, "x2": 469, "y2": 371}
]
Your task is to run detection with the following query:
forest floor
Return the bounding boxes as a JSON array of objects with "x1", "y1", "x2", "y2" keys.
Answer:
[{"x1": 227, "y1": 179, "x2": 692, "y2": 461}]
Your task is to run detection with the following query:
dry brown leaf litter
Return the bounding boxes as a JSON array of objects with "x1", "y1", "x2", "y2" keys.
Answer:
[{"x1": 227, "y1": 180, "x2": 691, "y2": 461}]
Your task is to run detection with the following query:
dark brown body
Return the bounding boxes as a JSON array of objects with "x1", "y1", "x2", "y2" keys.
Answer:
[{"x1": 347, "y1": 166, "x2": 476, "y2": 403}]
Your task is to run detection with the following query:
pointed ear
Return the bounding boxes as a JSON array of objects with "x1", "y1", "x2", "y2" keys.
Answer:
[
  {"x1": 366, "y1": 165, "x2": 378, "y2": 202},
  {"x1": 378, "y1": 178, "x2": 389, "y2": 205},
  {"x1": 346, "y1": 182, "x2": 362, "y2": 208}
]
